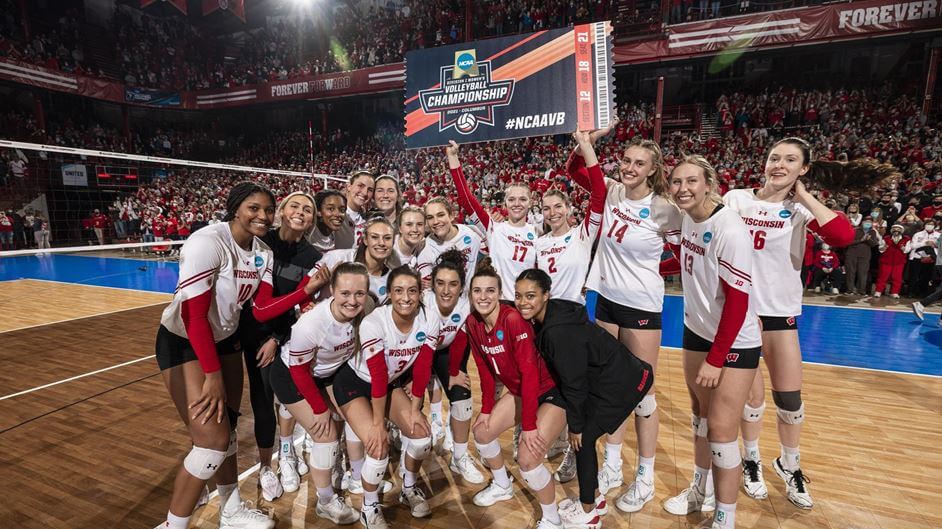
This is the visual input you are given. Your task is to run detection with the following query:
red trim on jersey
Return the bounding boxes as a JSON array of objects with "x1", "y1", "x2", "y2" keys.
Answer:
[
  {"x1": 707, "y1": 279, "x2": 750, "y2": 368},
  {"x1": 809, "y1": 213, "x2": 854, "y2": 248},
  {"x1": 718, "y1": 258, "x2": 751, "y2": 283},
  {"x1": 289, "y1": 361, "x2": 328, "y2": 414},
  {"x1": 366, "y1": 352, "x2": 389, "y2": 399},
  {"x1": 251, "y1": 274, "x2": 311, "y2": 322},
  {"x1": 583, "y1": 163, "x2": 607, "y2": 235},
  {"x1": 289, "y1": 347, "x2": 316, "y2": 356},
  {"x1": 566, "y1": 151, "x2": 591, "y2": 191},
  {"x1": 448, "y1": 329, "x2": 469, "y2": 377},
  {"x1": 180, "y1": 290, "x2": 221, "y2": 373},
  {"x1": 450, "y1": 165, "x2": 491, "y2": 230},
  {"x1": 410, "y1": 344, "x2": 436, "y2": 399},
  {"x1": 174, "y1": 268, "x2": 215, "y2": 293}
]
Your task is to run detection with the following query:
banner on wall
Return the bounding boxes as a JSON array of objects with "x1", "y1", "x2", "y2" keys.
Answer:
[
  {"x1": 403, "y1": 22, "x2": 615, "y2": 149},
  {"x1": 62, "y1": 163, "x2": 88, "y2": 187},
  {"x1": 141, "y1": 0, "x2": 187, "y2": 15},
  {"x1": 202, "y1": 0, "x2": 245, "y2": 22},
  {"x1": 124, "y1": 87, "x2": 182, "y2": 106}
]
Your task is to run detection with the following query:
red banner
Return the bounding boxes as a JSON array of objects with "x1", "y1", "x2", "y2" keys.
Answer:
[
  {"x1": 141, "y1": 0, "x2": 187, "y2": 15},
  {"x1": 202, "y1": 0, "x2": 245, "y2": 22},
  {"x1": 614, "y1": 0, "x2": 942, "y2": 65}
]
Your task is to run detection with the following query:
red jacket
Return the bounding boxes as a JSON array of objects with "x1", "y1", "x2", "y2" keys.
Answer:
[
  {"x1": 813, "y1": 250, "x2": 840, "y2": 270},
  {"x1": 879, "y1": 235, "x2": 910, "y2": 265}
]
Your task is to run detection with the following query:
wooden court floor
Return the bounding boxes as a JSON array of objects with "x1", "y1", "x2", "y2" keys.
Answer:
[{"x1": 0, "y1": 280, "x2": 939, "y2": 529}]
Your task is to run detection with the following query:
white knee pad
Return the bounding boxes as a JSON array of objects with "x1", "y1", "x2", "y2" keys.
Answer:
[
  {"x1": 361, "y1": 455, "x2": 389, "y2": 486},
  {"x1": 742, "y1": 402, "x2": 766, "y2": 422},
  {"x1": 404, "y1": 436, "x2": 432, "y2": 461},
  {"x1": 183, "y1": 446, "x2": 227, "y2": 480},
  {"x1": 710, "y1": 441, "x2": 742, "y2": 469},
  {"x1": 225, "y1": 430, "x2": 238, "y2": 457},
  {"x1": 695, "y1": 417, "x2": 709, "y2": 438},
  {"x1": 278, "y1": 403, "x2": 293, "y2": 420},
  {"x1": 310, "y1": 441, "x2": 339, "y2": 470},
  {"x1": 344, "y1": 422, "x2": 361, "y2": 443},
  {"x1": 520, "y1": 464, "x2": 552, "y2": 491},
  {"x1": 776, "y1": 403, "x2": 805, "y2": 425},
  {"x1": 691, "y1": 414, "x2": 700, "y2": 431},
  {"x1": 474, "y1": 437, "x2": 501, "y2": 459},
  {"x1": 635, "y1": 395, "x2": 657, "y2": 418},
  {"x1": 450, "y1": 398, "x2": 473, "y2": 422}
]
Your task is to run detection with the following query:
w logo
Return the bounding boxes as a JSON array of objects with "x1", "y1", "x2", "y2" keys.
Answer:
[
  {"x1": 726, "y1": 353, "x2": 740, "y2": 363},
  {"x1": 638, "y1": 319, "x2": 649, "y2": 326}
]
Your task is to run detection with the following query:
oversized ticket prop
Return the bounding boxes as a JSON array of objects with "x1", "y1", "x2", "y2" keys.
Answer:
[{"x1": 404, "y1": 22, "x2": 615, "y2": 149}]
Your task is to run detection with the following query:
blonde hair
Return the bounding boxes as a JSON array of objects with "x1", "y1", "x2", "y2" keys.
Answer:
[
  {"x1": 624, "y1": 137, "x2": 667, "y2": 196},
  {"x1": 673, "y1": 155, "x2": 723, "y2": 208},
  {"x1": 424, "y1": 196, "x2": 455, "y2": 215},
  {"x1": 541, "y1": 189, "x2": 571, "y2": 207},
  {"x1": 274, "y1": 191, "x2": 317, "y2": 237}
]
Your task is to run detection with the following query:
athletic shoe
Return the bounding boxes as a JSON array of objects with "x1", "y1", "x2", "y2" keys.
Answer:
[
  {"x1": 315, "y1": 494, "x2": 358, "y2": 525},
  {"x1": 472, "y1": 479, "x2": 515, "y2": 507},
  {"x1": 450, "y1": 452, "x2": 486, "y2": 483},
  {"x1": 279, "y1": 454, "x2": 301, "y2": 493},
  {"x1": 559, "y1": 496, "x2": 607, "y2": 517},
  {"x1": 196, "y1": 485, "x2": 210, "y2": 508},
  {"x1": 742, "y1": 459, "x2": 769, "y2": 500},
  {"x1": 662, "y1": 485, "x2": 715, "y2": 515},
  {"x1": 546, "y1": 435, "x2": 569, "y2": 459},
  {"x1": 343, "y1": 472, "x2": 393, "y2": 495},
  {"x1": 534, "y1": 518, "x2": 564, "y2": 529},
  {"x1": 597, "y1": 463, "x2": 623, "y2": 495},
  {"x1": 431, "y1": 419, "x2": 445, "y2": 447},
  {"x1": 615, "y1": 480, "x2": 654, "y2": 513},
  {"x1": 220, "y1": 494, "x2": 275, "y2": 529},
  {"x1": 558, "y1": 502, "x2": 601, "y2": 529},
  {"x1": 912, "y1": 301, "x2": 926, "y2": 320},
  {"x1": 399, "y1": 485, "x2": 431, "y2": 518},
  {"x1": 359, "y1": 504, "x2": 389, "y2": 529},
  {"x1": 554, "y1": 446, "x2": 577, "y2": 483},
  {"x1": 891, "y1": 293, "x2": 900, "y2": 299},
  {"x1": 442, "y1": 423, "x2": 454, "y2": 454},
  {"x1": 873, "y1": 292, "x2": 882, "y2": 298},
  {"x1": 831, "y1": 287, "x2": 839, "y2": 294},
  {"x1": 813, "y1": 286, "x2": 821, "y2": 293},
  {"x1": 259, "y1": 466, "x2": 283, "y2": 502},
  {"x1": 773, "y1": 458, "x2": 813, "y2": 509}
]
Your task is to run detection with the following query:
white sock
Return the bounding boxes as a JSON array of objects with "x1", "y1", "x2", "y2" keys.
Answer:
[
  {"x1": 217, "y1": 483, "x2": 237, "y2": 504},
  {"x1": 781, "y1": 445, "x2": 801, "y2": 471},
  {"x1": 430, "y1": 401, "x2": 443, "y2": 423},
  {"x1": 693, "y1": 466, "x2": 709, "y2": 495},
  {"x1": 604, "y1": 443, "x2": 622, "y2": 470},
  {"x1": 715, "y1": 501, "x2": 737, "y2": 528},
  {"x1": 280, "y1": 436, "x2": 294, "y2": 456},
  {"x1": 492, "y1": 465, "x2": 511, "y2": 488},
  {"x1": 317, "y1": 486, "x2": 334, "y2": 505},
  {"x1": 540, "y1": 502, "x2": 561, "y2": 524},
  {"x1": 363, "y1": 489, "x2": 379, "y2": 508},
  {"x1": 743, "y1": 439, "x2": 760, "y2": 462},
  {"x1": 637, "y1": 456, "x2": 655, "y2": 485},
  {"x1": 164, "y1": 511, "x2": 190, "y2": 529},
  {"x1": 404, "y1": 469, "x2": 418, "y2": 488},
  {"x1": 453, "y1": 441, "x2": 468, "y2": 461},
  {"x1": 350, "y1": 458, "x2": 364, "y2": 481},
  {"x1": 705, "y1": 468, "x2": 715, "y2": 497}
]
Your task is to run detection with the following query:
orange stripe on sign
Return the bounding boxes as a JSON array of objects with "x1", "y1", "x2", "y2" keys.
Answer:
[
  {"x1": 405, "y1": 32, "x2": 575, "y2": 138},
  {"x1": 574, "y1": 23, "x2": 595, "y2": 131}
]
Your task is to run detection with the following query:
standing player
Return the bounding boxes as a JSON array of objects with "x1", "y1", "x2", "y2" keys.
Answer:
[
  {"x1": 724, "y1": 138, "x2": 874, "y2": 509},
  {"x1": 270, "y1": 263, "x2": 372, "y2": 525},
  {"x1": 309, "y1": 217, "x2": 396, "y2": 303},
  {"x1": 335, "y1": 171, "x2": 375, "y2": 249},
  {"x1": 447, "y1": 141, "x2": 538, "y2": 301},
  {"x1": 309, "y1": 190, "x2": 347, "y2": 252},
  {"x1": 570, "y1": 129, "x2": 682, "y2": 512},
  {"x1": 415, "y1": 197, "x2": 483, "y2": 287},
  {"x1": 666, "y1": 156, "x2": 762, "y2": 529},
  {"x1": 156, "y1": 182, "x2": 326, "y2": 529}
]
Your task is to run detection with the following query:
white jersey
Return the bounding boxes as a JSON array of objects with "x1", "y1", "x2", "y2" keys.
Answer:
[
  {"x1": 680, "y1": 206, "x2": 761, "y2": 348},
  {"x1": 723, "y1": 189, "x2": 814, "y2": 317},
  {"x1": 486, "y1": 221, "x2": 538, "y2": 300},
  {"x1": 161, "y1": 223, "x2": 272, "y2": 340},
  {"x1": 334, "y1": 207, "x2": 365, "y2": 249},
  {"x1": 535, "y1": 214, "x2": 601, "y2": 303},
  {"x1": 309, "y1": 248, "x2": 390, "y2": 303},
  {"x1": 307, "y1": 225, "x2": 336, "y2": 253},
  {"x1": 391, "y1": 236, "x2": 420, "y2": 268},
  {"x1": 282, "y1": 298, "x2": 356, "y2": 378},
  {"x1": 415, "y1": 224, "x2": 482, "y2": 285},
  {"x1": 423, "y1": 289, "x2": 471, "y2": 349},
  {"x1": 586, "y1": 181, "x2": 682, "y2": 312},
  {"x1": 351, "y1": 305, "x2": 441, "y2": 383}
]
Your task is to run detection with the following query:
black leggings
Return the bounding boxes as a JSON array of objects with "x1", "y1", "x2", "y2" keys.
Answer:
[
  {"x1": 575, "y1": 419, "x2": 607, "y2": 505},
  {"x1": 432, "y1": 344, "x2": 472, "y2": 402},
  {"x1": 242, "y1": 334, "x2": 277, "y2": 450}
]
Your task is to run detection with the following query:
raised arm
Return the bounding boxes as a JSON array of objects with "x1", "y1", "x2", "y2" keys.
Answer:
[{"x1": 446, "y1": 140, "x2": 491, "y2": 230}]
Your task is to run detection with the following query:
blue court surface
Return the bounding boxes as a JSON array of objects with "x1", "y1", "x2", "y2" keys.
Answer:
[{"x1": 2, "y1": 253, "x2": 939, "y2": 377}]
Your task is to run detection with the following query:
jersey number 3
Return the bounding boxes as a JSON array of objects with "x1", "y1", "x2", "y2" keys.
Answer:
[{"x1": 684, "y1": 254, "x2": 694, "y2": 275}]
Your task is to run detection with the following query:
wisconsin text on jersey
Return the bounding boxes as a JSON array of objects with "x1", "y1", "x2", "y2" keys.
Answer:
[
  {"x1": 741, "y1": 217, "x2": 787, "y2": 229},
  {"x1": 611, "y1": 206, "x2": 643, "y2": 225},
  {"x1": 681, "y1": 237, "x2": 706, "y2": 256}
]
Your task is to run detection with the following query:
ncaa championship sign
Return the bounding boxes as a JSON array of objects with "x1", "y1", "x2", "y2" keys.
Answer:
[{"x1": 405, "y1": 22, "x2": 615, "y2": 149}]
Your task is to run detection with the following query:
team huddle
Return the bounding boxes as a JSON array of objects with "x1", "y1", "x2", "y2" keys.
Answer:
[{"x1": 158, "y1": 124, "x2": 894, "y2": 529}]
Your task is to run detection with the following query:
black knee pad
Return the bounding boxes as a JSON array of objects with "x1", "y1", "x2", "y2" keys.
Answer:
[
  {"x1": 772, "y1": 390, "x2": 802, "y2": 411},
  {"x1": 447, "y1": 385, "x2": 472, "y2": 402},
  {"x1": 227, "y1": 405, "x2": 242, "y2": 429}
]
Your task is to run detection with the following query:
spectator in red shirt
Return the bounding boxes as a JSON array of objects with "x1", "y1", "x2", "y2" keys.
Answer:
[
  {"x1": 91, "y1": 209, "x2": 107, "y2": 245},
  {"x1": 875, "y1": 224, "x2": 912, "y2": 298},
  {"x1": 919, "y1": 195, "x2": 942, "y2": 220},
  {"x1": 811, "y1": 243, "x2": 843, "y2": 294},
  {"x1": 0, "y1": 210, "x2": 14, "y2": 250}
]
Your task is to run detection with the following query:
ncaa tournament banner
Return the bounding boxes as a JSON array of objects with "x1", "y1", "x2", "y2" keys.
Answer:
[
  {"x1": 125, "y1": 86, "x2": 182, "y2": 107},
  {"x1": 404, "y1": 22, "x2": 615, "y2": 149}
]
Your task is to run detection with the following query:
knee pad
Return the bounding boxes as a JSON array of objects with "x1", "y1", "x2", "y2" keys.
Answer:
[
  {"x1": 404, "y1": 436, "x2": 432, "y2": 461},
  {"x1": 635, "y1": 395, "x2": 657, "y2": 418},
  {"x1": 742, "y1": 402, "x2": 766, "y2": 423},
  {"x1": 450, "y1": 398, "x2": 473, "y2": 422},
  {"x1": 278, "y1": 403, "x2": 293, "y2": 420},
  {"x1": 225, "y1": 429, "x2": 238, "y2": 457},
  {"x1": 691, "y1": 414, "x2": 700, "y2": 431},
  {"x1": 710, "y1": 441, "x2": 742, "y2": 469},
  {"x1": 695, "y1": 417, "x2": 709, "y2": 439},
  {"x1": 183, "y1": 445, "x2": 227, "y2": 480},
  {"x1": 310, "y1": 441, "x2": 339, "y2": 470},
  {"x1": 520, "y1": 464, "x2": 551, "y2": 491},
  {"x1": 474, "y1": 437, "x2": 501, "y2": 459},
  {"x1": 344, "y1": 422, "x2": 361, "y2": 443},
  {"x1": 776, "y1": 403, "x2": 805, "y2": 424},
  {"x1": 772, "y1": 390, "x2": 802, "y2": 411},
  {"x1": 361, "y1": 455, "x2": 389, "y2": 486}
]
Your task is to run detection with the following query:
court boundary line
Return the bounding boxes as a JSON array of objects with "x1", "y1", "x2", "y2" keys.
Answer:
[
  {"x1": 0, "y1": 355, "x2": 154, "y2": 401},
  {"x1": 9, "y1": 277, "x2": 174, "y2": 296},
  {"x1": 0, "y1": 299, "x2": 170, "y2": 334}
]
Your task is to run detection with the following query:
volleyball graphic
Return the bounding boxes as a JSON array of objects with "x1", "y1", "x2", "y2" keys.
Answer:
[{"x1": 456, "y1": 113, "x2": 477, "y2": 133}]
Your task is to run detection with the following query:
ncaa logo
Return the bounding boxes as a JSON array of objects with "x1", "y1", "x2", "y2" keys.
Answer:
[
  {"x1": 564, "y1": 235, "x2": 572, "y2": 243},
  {"x1": 527, "y1": 232, "x2": 535, "y2": 240},
  {"x1": 254, "y1": 255, "x2": 264, "y2": 268},
  {"x1": 451, "y1": 313, "x2": 461, "y2": 323},
  {"x1": 453, "y1": 50, "x2": 479, "y2": 79},
  {"x1": 703, "y1": 231, "x2": 713, "y2": 243},
  {"x1": 779, "y1": 209, "x2": 792, "y2": 218},
  {"x1": 639, "y1": 207, "x2": 650, "y2": 219},
  {"x1": 496, "y1": 330, "x2": 504, "y2": 341},
  {"x1": 416, "y1": 332, "x2": 427, "y2": 342},
  {"x1": 379, "y1": 286, "x2": 387, "y2": 295},
  {"x1": 463, "y1": 235, "x2": 472, "y2": 244}
]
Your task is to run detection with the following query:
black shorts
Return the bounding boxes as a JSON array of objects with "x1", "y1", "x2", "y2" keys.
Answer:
[
  {"x1": 330, "y1": 362, "x2": 414, "y2": 408},
  {"x1": 538, "y1": 387, "x2": 566, "y2": 409},
  {"x1": 682, "y1": 326, "x2": 760, "y2": 369},
  {"x1": 269, "y1": 354, "x2": 336, "y2": 406},
  {"x1": 594, "y1": 295, "x2": 662, "y2": 330},
  {"x1": 155, "y1": 324, "x2": 241, "y2": 371},
  {"x1": 433, "y1": 345, "x2": 472, "y2": 402},
  {"x1": 759, "y1": 316, "x2": 798, "y2": 331}
]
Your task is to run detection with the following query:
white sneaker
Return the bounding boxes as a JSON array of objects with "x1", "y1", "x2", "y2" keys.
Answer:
[
  {"x1": 597, "y1": 463, "x2": 623, "y2": 495},
  {"x1": 442, "y1": 423, "x2": 454, "y2": 453},
  {"x1": 890, "y1": 293, "x2": 900, "y2": 299},
  {"x1": 343, "y1": 472, "x2": 393, "y2": 495},
  {"x1": 359, "y1": 504, "x2": 389, "y2": 529},
  {"x1": 813, "y1": 286, "x2": 821, "y2": 293},
  {"x1": 296, "y1": 450, "x2": 309, "y2": 477},
  {"x1": 546, "y1": 435, "x2": 569, "y2": 459},
  {"x1": 450, "y1": 452, "x2": 486, "y2": 484},
  {"x1": 315, "y1": 494, "x2": 358, "y2": 524},
  {"x1": 874, "y1": 292, "x2": 882, "y2": 298},
  {"x1": 399, "y1": 485, "x2": 431, "y2": 517},
  {"x1": 431, "y1": 419, "x2": 445, "y2": 447},
  {"x1": 742, "y1": 459, "x2": 769, "y2": 499},
  {"x1": 279, "y1": 454, "x2": 301, "y2": 493},
  {"x1": 912, "y1": 301, "x2": 926, "y2": 320},
  {"x1": 220, "y1": 494, "x2": 275, "y2": 529},
  {"x1": 554, "y1": 446, "x2": 577, "y2": 483},
  {"x1": 662, "y1": 485, "x2": 714, "y2": 515},
  {"x1": 831, "y1": 287, "x2": 839, "y2": 294},
  {"x1": 615, "y1": 480, "x2": 653, "y2": 513},
  {"x1": 534, "y1": 518, "x2": 564, "y2": 529},
  {"x1": 558, "y1": 501, "x2": 601, "y2": 529},
  {"x1": 473, "y1": 479, "x2": 514, "y2": 507},
  {"x1": 259, "y1": 466, "x2": 283, "y2": 502},
  {"x1": 774, "y1": 457, "x2": 813, "y2": 509},
  {"x1": 559, "y1": 496, "x2": 607, "y2": 517}
]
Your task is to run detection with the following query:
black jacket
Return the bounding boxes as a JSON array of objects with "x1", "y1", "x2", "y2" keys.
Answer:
[{"x1": 533, "y1": 299, "x2": 653, "y2": 435}]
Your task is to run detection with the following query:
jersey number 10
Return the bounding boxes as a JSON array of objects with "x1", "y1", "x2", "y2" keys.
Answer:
[{"x1": 237, "y1": 284, "x2": 254, "y2": 304}]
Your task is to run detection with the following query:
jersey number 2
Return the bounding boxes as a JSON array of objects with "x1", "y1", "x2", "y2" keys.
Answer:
[{"x1": 547, "y1": 257, "x2": 558, "y2": 273}]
